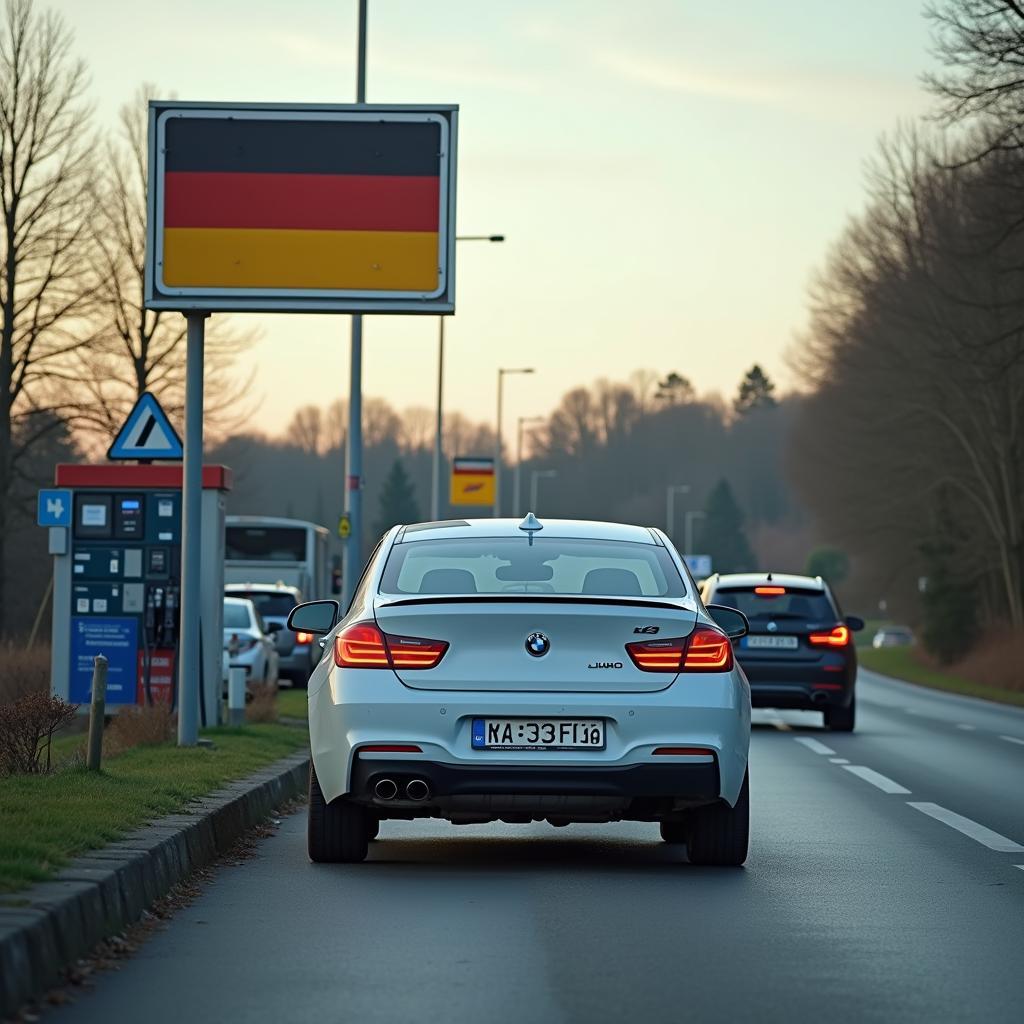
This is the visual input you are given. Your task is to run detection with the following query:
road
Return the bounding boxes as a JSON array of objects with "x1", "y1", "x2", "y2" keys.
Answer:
[{"x1": 57, "y1": 669, "x2": 1024, "y2": 1023}]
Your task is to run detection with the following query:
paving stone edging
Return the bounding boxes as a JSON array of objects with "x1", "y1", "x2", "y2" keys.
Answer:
[{"x1": 0, "y1": 750, "x2": 310, "y2": 1017}]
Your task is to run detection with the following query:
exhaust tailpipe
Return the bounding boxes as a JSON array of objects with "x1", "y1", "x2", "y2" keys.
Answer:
[
  {"x1": 374, "y1": 778, "x2": 398, "y2": 801},
  {"x1": 406, "y1": 778, "x2": 431, "y2": 802},
  {"x1": 811, "y1": 691, "x2": 829, "y2": 705}
]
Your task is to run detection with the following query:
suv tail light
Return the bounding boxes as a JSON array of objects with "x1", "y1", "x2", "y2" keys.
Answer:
[
  {"x1": 626, "y1": 627, "x2": 733, "y2": 673},
  {"x1": 294, "y1": 631, "x2": 313, "y2": 645},
  {"x1": 334, "y1": 621, "x2": 448, "y2": 670},
  {"x1": 808, "y1": 625, "x2": 851, "y2": 647}
]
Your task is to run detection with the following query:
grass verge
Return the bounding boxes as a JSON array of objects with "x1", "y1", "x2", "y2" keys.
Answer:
[
  {"x1": 0, "y1": 723, "x2": 307, "y2": 894},
  {"x1": 859, "y1": 647, "x2": 1024, "y2": 708},
  {"x1": 277, "y1": 687, "x2": 308, "y2": 720}
]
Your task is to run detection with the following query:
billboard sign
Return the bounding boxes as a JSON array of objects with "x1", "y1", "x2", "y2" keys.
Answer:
[
  {"x1": 451, "y1": 457, "x2": 495, "y2": 506},
  {"x1": 145, "y1": 102, "x2": 458, "y2": 314}
]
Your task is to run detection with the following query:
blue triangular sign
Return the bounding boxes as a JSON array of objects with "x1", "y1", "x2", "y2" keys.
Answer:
[{"x1": 107, "y1": 392, "x2": 183, "y2": 461}]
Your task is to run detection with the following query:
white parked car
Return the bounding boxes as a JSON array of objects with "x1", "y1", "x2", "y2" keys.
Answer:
[
  {"x1": 288, "y1": 516, "x2": 752, "y2": 866},
  {"x1": 872, "y1": 626, "x2": 915, "y2": 649},
  {"x1": 223, "y1": 597, "x2": 279, "y2": 687}
]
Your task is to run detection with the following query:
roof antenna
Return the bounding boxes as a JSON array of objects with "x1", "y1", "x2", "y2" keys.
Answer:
[
  {"x1": 766, "y1": 572, "x2": 773, "y2": 581},
  {"x1": 518, "y1": 512, "x2": 543, "y2": 547}
]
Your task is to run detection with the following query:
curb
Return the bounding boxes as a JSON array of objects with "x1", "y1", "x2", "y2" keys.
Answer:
[{"x1": 0, "y1": 750, "x2": 310, "y2": 1017}]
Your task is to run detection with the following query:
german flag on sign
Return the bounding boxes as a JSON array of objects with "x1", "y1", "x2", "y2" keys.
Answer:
[{"x1": 161, "y1": 117, "x2": 443, "y2": 292}]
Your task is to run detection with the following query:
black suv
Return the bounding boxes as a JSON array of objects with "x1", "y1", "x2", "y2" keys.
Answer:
[{"x1": 700, "y1": 573, "x2": 864, "y2": 731}]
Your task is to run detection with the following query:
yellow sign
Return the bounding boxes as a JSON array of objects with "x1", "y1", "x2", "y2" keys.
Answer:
[
  {"x1": 450, "y1": 458, "x2": 495, "y2": 506},
  {"x1": 337, "y1": 513, "x2": 351, "y2": 539}
]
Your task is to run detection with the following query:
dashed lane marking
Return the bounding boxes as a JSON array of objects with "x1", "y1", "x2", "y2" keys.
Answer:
[
  {"x1": 794, "y1": 737, "x2": 835, "y2": 755},
  {"x1": 842, "y1": 765, "x2": 911, "y2": 795},
  {"x1": 829, "y1": 757, "x2": 850, "y2": 764},
  {"x1": 908, "y1": 802, "x2": 1024, "y2": 853},
  {"x1": 1000, "y1": 735, "x2": 1024, "y2": 747}
]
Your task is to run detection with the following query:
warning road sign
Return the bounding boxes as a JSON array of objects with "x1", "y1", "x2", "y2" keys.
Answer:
[
  {"x1": 107, "y1": 392, "x2": 183, "y2": 461},
  {"x1": 450, "y1": 457, "x2": 495, "y2": 506}
]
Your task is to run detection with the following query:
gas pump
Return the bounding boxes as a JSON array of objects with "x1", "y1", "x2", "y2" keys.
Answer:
[{"x1": 47, "y1": 464, "x2": 230, "y2": 723}]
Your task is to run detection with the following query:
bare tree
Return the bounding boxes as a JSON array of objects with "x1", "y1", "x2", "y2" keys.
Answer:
[
  {"x1": 285, "y1": 404, "x2": 324, "y2": 454},
  {"x1": 399, "y1": 405, "x2": 434, "y2": 452},
  {"x1": 926, "y1": 0, "x2": 1024, "y2": 158},
  {"x1": 0, "y1": 0, "x2": 96, "y2": 636},
  {"x1": 71, "y1": 84, "x2": 254, "y2": 451}
]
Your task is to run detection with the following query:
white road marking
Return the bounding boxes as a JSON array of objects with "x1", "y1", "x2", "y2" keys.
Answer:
[
  {"x1": 794, "y1": 737, "x2": 835, "y2": 755},
  {"x1": 829, "y1": 757, "x2": 850, "y2": 764},
  {"x1": 956, "y1": 724, "x2": 976, "y2": 731},
  {"x1": 841, "y1": 765, "x2": 911, "y2": 794},
  {"x1": 908, "y1": 803, "x2": 1024, "y2": 853},
  {"x1": 999, "y1": 735, "x2": 1024, "y2": 747},
  {"x1": 1016, "y1": 865, "x2": 1024, "y2": 873}
]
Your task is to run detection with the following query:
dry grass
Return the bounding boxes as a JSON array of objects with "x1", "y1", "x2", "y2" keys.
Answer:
[
  {"x1": 952, "y1": 629, "x2": 1024, "y2": 694},
  {"x1": 104, "y1": 703, "x2": 176, "y2": 757},
  {"x1": 0, "y1": 643, "x2": 51, "y2": 704},
  {"x1": 246, "y1": 682, "x2": 279, "y2": 724}
]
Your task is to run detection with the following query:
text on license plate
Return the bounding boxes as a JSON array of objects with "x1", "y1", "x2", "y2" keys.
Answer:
[
  {"x1": 745, "y1": 635, "x2": 799, "y2": 649},
  {"x1": 472, "y1": 718, "x2": 605, "y2": 750}
]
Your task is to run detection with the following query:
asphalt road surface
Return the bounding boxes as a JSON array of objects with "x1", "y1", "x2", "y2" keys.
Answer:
[{"x1": 57, "y1": 669, "x2": 1024, "y2": 1024}]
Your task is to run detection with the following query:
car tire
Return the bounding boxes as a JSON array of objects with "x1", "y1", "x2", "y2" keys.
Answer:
[
  {"x1": 660, "y1": 819, "x2": 688, "y2": 844},
  {"x1": 686, "y1": 770, "x2": 749, "y2": 867},
  {"x1": 308, "y1": 763, "x2": 370, "y2": 863},
  {"x1": 825, "y1": 695, "x2": 856, "y2": 732}
]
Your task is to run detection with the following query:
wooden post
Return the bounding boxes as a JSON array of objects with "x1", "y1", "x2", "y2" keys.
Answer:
[{"x1": 87, "y1": 654, "x2": 108, "y2": 772}]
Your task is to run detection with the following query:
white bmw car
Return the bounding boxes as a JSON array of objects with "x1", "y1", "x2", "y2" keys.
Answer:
[{"x1": 288, "y1": 516, "x2": 752, "y2": 866}]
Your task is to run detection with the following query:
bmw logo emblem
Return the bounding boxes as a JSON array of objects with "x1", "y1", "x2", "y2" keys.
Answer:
[
  {"x1": 767, "y1": 621, "x2": 778, "y2": 632},
  {"x1": 525, "y1": 632, "x2": 550, "y2": 657}
]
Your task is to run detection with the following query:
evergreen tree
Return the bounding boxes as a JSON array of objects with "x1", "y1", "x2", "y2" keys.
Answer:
[
  {"x1": 375, "y1": 459, "x2": 421, "y2": 535},
  {"x1": 734, "y1": 364, "x2": 777, "y2": 415},
  {"x1": 697, "y1": 479, "x2": 756, "y2": 573},
  {"x1": 654, "y1": 371, "x2": 695, "y2": 405},
  {"x1": 805, "y1": 546, "x2": 849, "y2": 585}
]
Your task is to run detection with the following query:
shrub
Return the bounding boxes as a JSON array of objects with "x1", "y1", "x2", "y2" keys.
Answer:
[
  {"x1": 0, "y1": 644, "x2": 51, "y2": 704},
  {"x1": 105, "y1": 702, "x2": 176, "y2": 756},
  {"x1": 0, "y1": 692, "x2": 78, "y2": 775},
  {"x1": 246, "y1": 682, "x2": 279, "y2": 724}
]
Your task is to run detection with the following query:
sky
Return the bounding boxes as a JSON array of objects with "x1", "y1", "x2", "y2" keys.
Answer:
[{"x1": 52, "y1": 0, "x2": 935, "y2": 440}]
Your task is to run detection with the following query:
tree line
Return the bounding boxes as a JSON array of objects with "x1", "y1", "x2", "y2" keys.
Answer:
[{"x1": 789, "y1": 0, "x2": 1024, "y2": 660}]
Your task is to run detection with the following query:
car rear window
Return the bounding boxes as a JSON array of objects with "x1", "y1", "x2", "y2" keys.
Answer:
[
  {"x1": 380, "y1": 537, "x2": 687, "y2": 598},
  {"x1": 223, "y1": 602, "x2": 252, "y2": 628},
  {"x1": 229, "y1": 591, "x2": 297, "y2": 617},
  {"x1": 711, "y1": 587, "x2": 836, "y2": 621}
]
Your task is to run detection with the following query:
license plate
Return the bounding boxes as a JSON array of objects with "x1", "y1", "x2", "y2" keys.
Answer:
[
  {"x1": 745, "y1": 635, "x2": 799, "y2": 649},
  {"x1": 472, "y1": 718, "x2": 605, "y2": 750}
]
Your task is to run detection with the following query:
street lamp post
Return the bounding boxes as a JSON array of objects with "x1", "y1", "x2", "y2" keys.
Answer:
[
  {"x1": 530, "y1": 469, "x2": 558, "y2": 513},
  {"x1": 666, "y1": 484, "x2": 690, "y2": 542},
  {"x1": 430, "y1": 234, "x2": 504, "y2": 522},
  {"x1": 495, "y1": 367, "x2": 535, "y2": 517},
  {"x1": 513, "y1": 415, "x2": 545, "y2": 517},
  {"x1": 685, "y1": 509, "x2": 706, "y2": 555}
]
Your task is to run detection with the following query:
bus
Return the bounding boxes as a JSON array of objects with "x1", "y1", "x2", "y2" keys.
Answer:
[{"x1": 224, "y1": 516, "x2": 332, "y2": 600}]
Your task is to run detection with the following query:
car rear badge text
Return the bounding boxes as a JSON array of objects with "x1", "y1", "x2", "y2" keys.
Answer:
[
  {"x1": 589, "y1": 661, "x2": 624, "y2": 669},
  {"x1": 633, "y1": 625, "x2": 660, "y2": 634}
]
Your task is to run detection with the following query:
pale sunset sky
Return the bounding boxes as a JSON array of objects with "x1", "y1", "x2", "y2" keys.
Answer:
[{"x1": 54, "y1": 0, "x2": 934, "y2": 439}]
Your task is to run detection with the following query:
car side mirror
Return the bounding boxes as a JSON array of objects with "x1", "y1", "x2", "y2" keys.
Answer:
[
  {"x1": 287, "y1": 600, "x2": 340, "y2": 635},
  {"x1": 845, "y1": 615, "x2": 865, "y2": 632},
  {"x1": 265, "y1": 621, "x2": 283, "y2": 634},
  {"x1": 706, "y1": 604, "x2": 749, "y2": 640}
]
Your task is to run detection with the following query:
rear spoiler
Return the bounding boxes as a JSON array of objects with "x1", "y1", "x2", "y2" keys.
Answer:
[{"x1": 377, "y1": 595, "x2": 696, "y2": 613}]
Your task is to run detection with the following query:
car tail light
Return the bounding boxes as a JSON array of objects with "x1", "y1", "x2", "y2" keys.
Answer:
[
  {"x1": 682, "y1": 627, "x2": 733, "y2": 670},
  {"x1": 334, "y1": 621, "x2": 448, "y2": 670},
  {"x1": 652, "y1": 746, "x2": 715, "y2": 756},
  {"x1": 754, "y1": 586, "x2": 786, "y2": 595},
  {"x1": 626, "y1": 627, "x2": 733, "y2": 673},
  {"x1": 626, "y1": 637, "x2": 687, "y2": 671},
  {"x1": 808, "y1": 625, "x2": 851, "y2": 647},
  {"x1": 294, "y1": 631, "x2": 313, "y2": 645}
]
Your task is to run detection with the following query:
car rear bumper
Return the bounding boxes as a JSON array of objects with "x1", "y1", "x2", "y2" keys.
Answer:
[
  {"x1": 351, "y1": 757, "x2": 720, "y2": 801},
  {"x1": 308, "y1": 668, "x2": 751, "y2": 809}
]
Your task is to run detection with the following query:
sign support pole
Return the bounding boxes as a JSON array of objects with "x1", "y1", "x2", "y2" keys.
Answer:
[
  {"x1": 177, "y1": 311, "x2": 206, "y2": 746},
  {"x1": 342, "y1": 0, "x2": 368, "y2": 611},
  {"x1": 431, "y1": 315, "x2": 444, "y2": 521}
]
